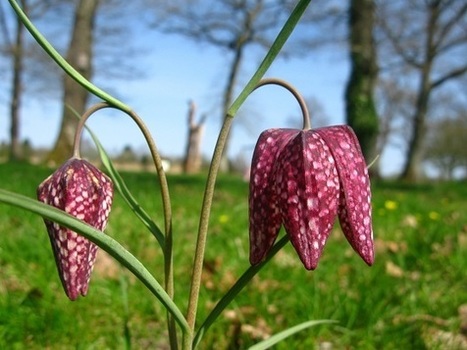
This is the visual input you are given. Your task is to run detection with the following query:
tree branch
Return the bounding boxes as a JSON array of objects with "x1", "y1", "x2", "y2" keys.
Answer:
[
  {"x1": 433, "y1": 2, "x2": 467, "y2": 50},
  {"x1": 431, "y1": 64, "x2": 467, "y2": 89}
]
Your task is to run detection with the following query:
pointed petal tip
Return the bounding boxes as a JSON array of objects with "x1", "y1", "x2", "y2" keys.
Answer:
[
  {"x1": 249, "y1": 255, "x2": 263, "y2": 266},
  {"x1": 248, "y1": 242, "x2": 265, "y2": 265},
  {"x1": 362, "y1": 256, "x2": 374, "y2": 267},
  {"x1": 248, "y1": 222, "x2": 282, "y2": 267},
  {"x1": 66, "y1": 291, "x2": 79, "y2": 301},
  {"x1": 358, "y1": 242, "x2": 375, "y2": 266},
  {"x1": 65, "y1": 287, "x2": 88, "y2": 301},
  {"x1": 302, "y1": 260, "x2": 319, "y2": 271},
  {"x1": 365, "y1": 249, "x2": 375, "y2": 266}
]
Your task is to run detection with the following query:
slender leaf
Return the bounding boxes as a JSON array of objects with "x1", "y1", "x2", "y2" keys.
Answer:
[
  {"x1": 193, "y1": 235, "x2": 290, "y2": 348},
  {"x1": 248, "y1": 320, "x2": 337, "y2": 350},
  {"x1": 0, "y1": 189, "x2": 189, "y2": 333},
  {"x1": 86, "y1": 125, "x2": 166, "y2": 248}
]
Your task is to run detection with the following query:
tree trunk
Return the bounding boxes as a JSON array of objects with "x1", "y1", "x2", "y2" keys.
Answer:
[
  {"x1": 47, "y1": 0, "x2": 99, "y2": 165},
  {"x1": 344, "y1": 0, "x2": 379, "y2": 177},
  {"x1": 183, "y1": 101, "x2": 205, "y2": 174},
  {"x1": 8, "y1": 0, "x2": 26, "y2": 162},
  {"x1": 399, "y1": 77, "x2": 431, "y2": 181},
  {"x1": 399, "y1": 3, "x2": 439, "y2": 182}
]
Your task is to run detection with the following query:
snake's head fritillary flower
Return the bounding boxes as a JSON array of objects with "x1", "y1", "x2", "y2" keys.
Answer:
[
  {"x1": 37, "y1": 158, "x2": 113, "y2": 300},
  {"x1": 249, "y1": 125, "x2": 374, "y2": 270}
]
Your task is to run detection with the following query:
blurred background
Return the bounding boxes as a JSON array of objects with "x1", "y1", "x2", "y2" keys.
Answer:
[
  {"x1": 1, "y1": 2, "x2": 466, "y2": 349},
  {"x1": 0, "y1": 0, "x2": 466, "y2": 180}
]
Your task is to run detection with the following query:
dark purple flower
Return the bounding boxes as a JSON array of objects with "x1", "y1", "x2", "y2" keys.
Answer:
[
  {"x1": 249, "y1": 125, "x2": 374, "y2": 270},
  {"x1": 37, "y1": 158, "x2": 113, "y2": 300}
]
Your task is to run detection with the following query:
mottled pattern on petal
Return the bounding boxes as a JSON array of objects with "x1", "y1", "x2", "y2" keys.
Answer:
[
  {"x1": 275, "y1": 131, "x2": 340, "y2": 270},
  {"x1": 37, "y1": 158, "x2": 113, "y2": 300},
  {"x1": 249, "y1": 128, "x2": 298, "y2": 265},
  {"x1": 315, "y1": 125, "x2": 374, "y2": 265}
]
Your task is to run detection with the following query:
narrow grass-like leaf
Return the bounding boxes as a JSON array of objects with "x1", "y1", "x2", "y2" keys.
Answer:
[
  {"x1": 86, "y1": 125, "x2": 165, "y2": 248},
  {"x1": 248, "y1": 320, "x2": 337, "y2": 350},
  {"x1": 0, "y1": 189, "x2": 188, "y2": 333},
  {"x1": 193, "y1": 234, "x2": 289, "y2": 348}
]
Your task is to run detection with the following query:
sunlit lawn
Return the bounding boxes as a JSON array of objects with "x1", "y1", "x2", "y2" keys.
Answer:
[{"x1": 0, "y1": 162, "x2": 466, "y2": 349}]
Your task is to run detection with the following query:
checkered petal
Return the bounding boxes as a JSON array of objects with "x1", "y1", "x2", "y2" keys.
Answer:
[
  {"x1": 37, "y1": 158, "x2": 114, "y2": 300},
  {"x1": 315, "y1": 126, "x2": 374, "y2": 265},
  {"x1": 249, "y1": 128, "x2": 298, "y2": 265},
  {"x1": 274, "y1": 131, "x2": 340, "y2": 270}
]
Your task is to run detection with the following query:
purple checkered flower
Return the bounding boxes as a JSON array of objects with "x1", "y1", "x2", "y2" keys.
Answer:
[
  {"x1": 37, "y1": 158, "x2": 113, "y2": 300},
  {"x1": 249, "y1": 125, "x2": 374, "y2": 270}
]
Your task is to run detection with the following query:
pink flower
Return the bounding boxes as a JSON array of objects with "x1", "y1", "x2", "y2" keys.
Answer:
[
  {"x1": 249, "y1": 125, "x2": 374, "y2": 270},
  {"x1": 37, "y1": 158, "x2": 113, "y2": 300}
]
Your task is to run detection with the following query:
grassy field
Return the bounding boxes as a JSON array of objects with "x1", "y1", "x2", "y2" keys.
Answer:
[{"x1": 0, "y1": 162, "x2": 466, "y2": 349}]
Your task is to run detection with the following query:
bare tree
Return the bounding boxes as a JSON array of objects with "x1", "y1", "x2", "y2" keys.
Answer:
[
  {"x1": 183, "y1": 100, "x2": 206, "y2": 174},
  {"x1": 149, "y1": 0, "x2": 313, "y2": 170},
  {"x1": 345, "y1": 0, "x2": 379, "y2": 176},
  {"x1": 377, "y1": 0, "x2": 467, "y2": 181},
  {"x1": 0, "y1": 0, "x2": 59, "y2": 161},
  {"x1": 6, "y1": 0, "x2": 26, "y2": 161},
  {"x1": 2, "y1": 0, "x2": 147, "y2": 164}
]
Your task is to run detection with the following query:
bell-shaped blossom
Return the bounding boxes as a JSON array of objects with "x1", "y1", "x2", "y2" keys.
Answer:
[
  {"x1": 249, "y1": 125, "x2": 374, "y2": 270},
  {"x1": 37, "y1": 158, "x2": 113, "y2": 300}
]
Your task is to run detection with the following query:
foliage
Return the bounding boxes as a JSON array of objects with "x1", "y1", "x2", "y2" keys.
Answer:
[
  {"x1": 1, "y1": 163, "x2": 466, "y2": 348},
  {"x1": 2, "y1": 1, "x2": 322, "y2": 349},
  {"x1": 2, "y1": 0, "x2": 466, "y2": 349}
]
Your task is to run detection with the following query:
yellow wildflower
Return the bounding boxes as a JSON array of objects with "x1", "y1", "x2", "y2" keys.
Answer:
[
  {"x1": 219, "y1": 214, "x2": 229, "y2": 224},
  {"x1": 384, "y1": 200, "x2": 398, "y2": 210}
]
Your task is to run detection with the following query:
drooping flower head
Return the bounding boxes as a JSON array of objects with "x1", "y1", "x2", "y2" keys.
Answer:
[
  {"x1": 249, "y1": 125, "x2": 374, "y2": 270},
  {"x1": 37, "y1": 158, "x2": 113, "y2": 300}
]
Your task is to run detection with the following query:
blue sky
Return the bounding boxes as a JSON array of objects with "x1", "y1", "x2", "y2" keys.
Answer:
[{"x1": 0, "y1": 23, "x2": 403, "y2": 177}]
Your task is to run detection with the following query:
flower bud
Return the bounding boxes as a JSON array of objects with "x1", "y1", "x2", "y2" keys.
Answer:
[{"x1": 37, "y1": 158, "x2": 113, "y2": 300}]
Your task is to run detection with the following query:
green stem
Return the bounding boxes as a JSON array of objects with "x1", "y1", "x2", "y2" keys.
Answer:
[
  {"x1": 183, "y1": 116, "x2": 234, "y2": 349},
  {"x1": 10, "y1": 0, "x2": 179, "y2": 342},
  {"x1": 254, "y1": 78, "x2": 311, "y2": 130},
  {"x1": 9, "y1": 1, "x2": 314, "y2": 348},
  {"x1": 184, "y1": 2, "x2": 311, "y2": 348},
  {"x1": 73, "y1": 103, "x2": 172, "y2": 246},
  {"x1": 72, "y1": 102, "x2": 178, "y2": 349},
  {"x1": 84, "y1": 121, "x2": 166, "y2": 248},
  {"x1": 0, "y1": 189, "x2": 189, "y2": 334},
  {"x1": 227, "y1": 0, "x2": 312, "y2": 117},
  {"x1": 189, "y1": 79, "x2": 308, "y2": 347},
  {"x1": 8, "y1": 0, "x2": 130, "y2": 112}
]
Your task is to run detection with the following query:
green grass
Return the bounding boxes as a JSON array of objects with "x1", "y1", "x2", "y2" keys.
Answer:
[{"x1": 0, "y1": 162, "x2": 466, "y2": 349}]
